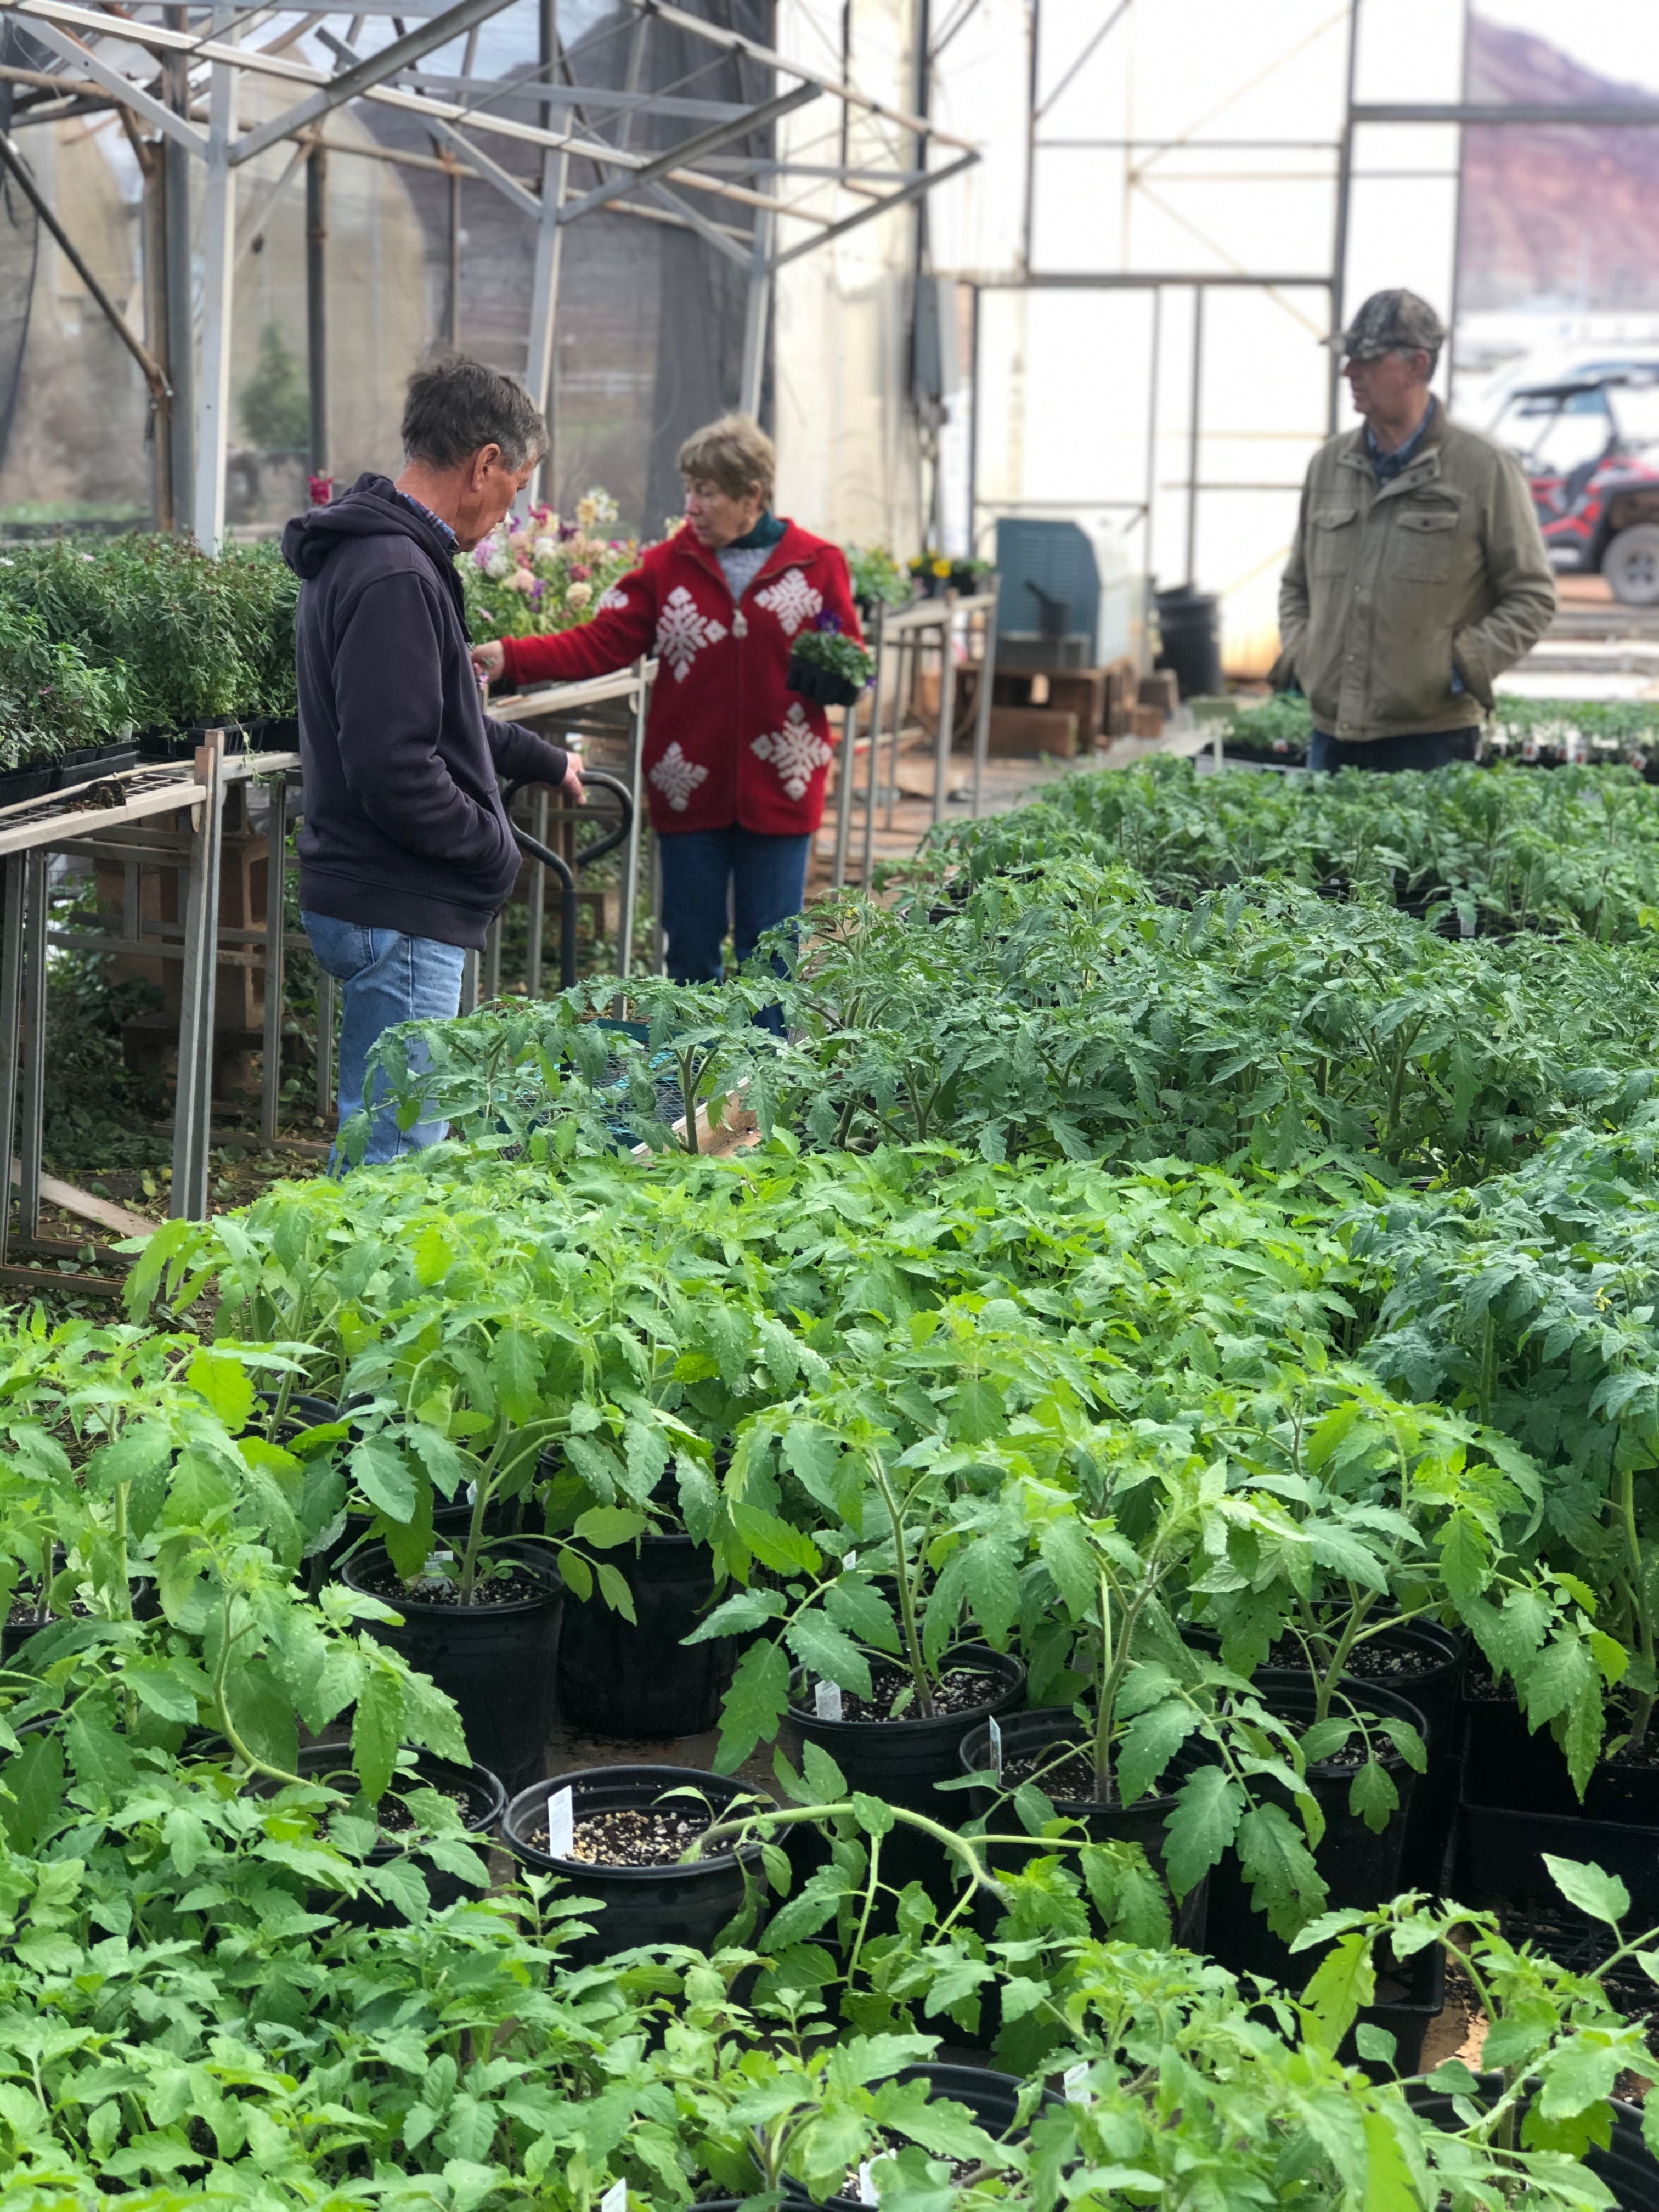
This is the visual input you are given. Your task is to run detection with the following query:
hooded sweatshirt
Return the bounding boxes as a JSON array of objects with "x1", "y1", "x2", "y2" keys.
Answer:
[{"x1": 281, "y1": 472, "x2": 569, "y2": 950}]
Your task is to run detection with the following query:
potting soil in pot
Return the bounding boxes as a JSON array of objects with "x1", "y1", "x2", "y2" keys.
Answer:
[
  {"x1": 838, "y1": 1666, "x2": 1002, "y2": 1722},
  {"x1": 523, "y1": 1801, "x2": 719, "y2": 1867},
  {"x1": 353, "y1": 1560, "x2": 546, "y2": 1607}
]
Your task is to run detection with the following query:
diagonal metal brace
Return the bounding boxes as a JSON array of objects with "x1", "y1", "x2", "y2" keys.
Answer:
[{"x1": 556, "y1": 79, "x2": 819, "y2": 226}]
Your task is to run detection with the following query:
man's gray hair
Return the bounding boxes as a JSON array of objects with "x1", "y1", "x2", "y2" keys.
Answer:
[{"x1": 402, "y1": 357, "x2": 548, "y2": 472}]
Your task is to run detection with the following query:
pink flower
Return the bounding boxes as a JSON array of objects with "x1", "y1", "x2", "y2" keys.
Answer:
[{"x1": 570, "y1": 563, "x2": 591, "y2": 582}]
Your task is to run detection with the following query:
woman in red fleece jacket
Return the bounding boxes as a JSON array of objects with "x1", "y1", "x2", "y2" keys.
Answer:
[{"x1": 472, "y1": 415, "x2": 860, "y2": 1021}]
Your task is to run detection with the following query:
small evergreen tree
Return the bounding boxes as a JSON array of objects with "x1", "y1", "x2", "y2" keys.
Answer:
[{"x1": 239, "y1": 322, "x2": 310, "y2": 452}]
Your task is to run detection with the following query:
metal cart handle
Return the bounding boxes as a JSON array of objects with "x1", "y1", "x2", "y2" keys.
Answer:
[{"x1": 500, "y1": 769, "x2": 635, "y2": 991}]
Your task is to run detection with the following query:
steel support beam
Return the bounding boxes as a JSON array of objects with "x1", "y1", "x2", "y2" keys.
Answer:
[
  {"x1": 738, "y1": 204, "x2": 772, "y2": 416},
  {"x1": 260, "y1": 774, "x2": 287, "y2": 1146},
  {"x1": 770, "y1": 148, "x2": 978, "y2": 270},
  {"x1": 555, "y1": 80, "x2": 818, "y2": 225},
  {"x1": 524, "y1": 147, "x2": 567, "y2": 504},
  {"x1": 306, "y1": 138, "x2": 328, "y2": 477},
  {"x1": 230, "y1": 0, "x2": 518, "y2": 166},
  {"x1": 193, "y1": 24, "x2": 236, "y2": 552},
  {"x1": 15, "y1": 15, "x2": 206, "y2": 152},
  {"x1": 0, "y1": 856, "x2": 25, "y2": 1268},
  {"x1": 172, "y1": 740, "x2": 228, "y2": 1219}
]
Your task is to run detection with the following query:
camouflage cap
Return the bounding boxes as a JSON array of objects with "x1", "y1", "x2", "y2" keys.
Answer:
[{"x1": 1333, "y1": 289, "x2": 1446, "y2": 360}]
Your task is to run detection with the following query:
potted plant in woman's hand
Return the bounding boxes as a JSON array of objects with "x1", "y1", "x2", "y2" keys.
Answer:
[{"x1": 787, "y1": 613, "x2": 874, "y2": 711}]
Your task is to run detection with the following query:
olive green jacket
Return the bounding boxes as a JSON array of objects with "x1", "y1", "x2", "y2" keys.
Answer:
[{"x1": 1274, "y1": 406, "x2": 1555, "y2": 742}]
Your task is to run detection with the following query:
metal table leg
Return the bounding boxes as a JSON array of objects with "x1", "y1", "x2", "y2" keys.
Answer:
[
  {"x1": 172, "y1": 739, "x2": 228, "y2": 1221},
  {"x1": 831, "y1": 693, "x2": 859, "y2": 890},
  {"x1": 315, "y1": 972, "x2": 336, "y2": 1125},
  {"x1": 260, "y1": 773, "x2": 287, "y2": 1146},
  {"x1": 932, "y1": 594, "x2": 961, "y2": 828},
  {"x1": 970, "y1": 583, "x2": 999, "y2": 819},
  {"x1": 0, "y1": 856, "x2": 25, "y2": 1266},
  {"x1": 18, "y1": 850, "x2": 48, "y2": 1242},
  {"x1": 859, "y1": 633, "x2": 888, "y2": 891},
  {"x1": 460, "y1": 949, "x2": 479, "y2": 1013},
  {"x1": 482, "y1": 914, "x2": 501, "y2": 1002},
  {"x1": 525, "y1": 787, "x2": 548, "y2": 995},
  {"x1": 884, "y1": 636, "x2": 914, "y2": 833}
]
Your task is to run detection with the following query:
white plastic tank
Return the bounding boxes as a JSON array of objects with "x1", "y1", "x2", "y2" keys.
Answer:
[{"x1": 1082, "y1": 516, "x2": 1136, "y2": 667}]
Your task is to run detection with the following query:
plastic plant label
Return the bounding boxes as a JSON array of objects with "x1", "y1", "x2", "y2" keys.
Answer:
[
  {"x1": 600, "y1": 2182, "x2": 626, "y2": 2212},
  {"x1": 548, "y1": 1785, "x2": 574, "y2": 1858},
  {"x1": 433, "y1": 1550, "x2": 453, "y2": 1562},
  {"x1": 1063, "y1": 2062, "x2": 1093, "y2": 2106},
  {"x1": 988, "y1": 1714, "x2": 1003, "y2": 1781},
  {"x1": 856, "y1": 2162, "x2": 879, "y2": 2205},
  {"x1": 844, "y1": 1550, "x2": 857, "y2": 1571},
  {"x1": 815, "y1": 1680, "x2": 843, "y2": 1722}
]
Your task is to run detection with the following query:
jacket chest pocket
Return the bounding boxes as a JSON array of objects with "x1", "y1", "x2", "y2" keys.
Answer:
[
  {"x1": 1389, "y1": 505, "x2": 1459, "y2": 583},
  {"x1": 1309, "y1": 505, "x2": 1358, "y2": 577}
]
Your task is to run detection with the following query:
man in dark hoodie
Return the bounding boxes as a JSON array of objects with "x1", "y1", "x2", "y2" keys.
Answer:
[{"x1": 282, "y1": 358, "x2": 581, "y2": 1165}]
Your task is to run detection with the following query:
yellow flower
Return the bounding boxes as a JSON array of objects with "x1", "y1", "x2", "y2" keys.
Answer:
[{"x1": 930, "y1": 557, "x2": 951, "y2": 578}]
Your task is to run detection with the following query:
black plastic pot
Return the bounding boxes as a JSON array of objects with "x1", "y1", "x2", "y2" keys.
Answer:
[
  {"x1": 0, "y1": 763, "x2": 57, "y2": 809},
  {"x1": 958, "y1": 1707, "x2": 1209, "y2": 1949},
  {"x1": 501, "y1": 1762, "x2": 764, "y2": 1966},
  {"x1": 342, "y1": 1542, "x2": 561, "y2": 1794},
  {"x1": 780, "y1": 2062, "x2": 1047, "y2": 2209},
  {"x1": 54, "y1": 741, "x2": 137, "y2": 790},
  {"x1": 786, "y1": 651, "x2": 863, "y2": 710},
  {"x1": 1202, "y1": 1680, "x2": 1427, "y2": 1986},
  {"x1": 787, "y1": 1646, "x2": 1025, "y2": 1907},
  {"x1": 1457, "y1": 1679, "x2": 1659, "y2": 1914},
  {"x1": 3, "y1": 1575, "x2": 155, "y2": 1666},
  {"x1": 1186, "y1": 1620, "x2": 1463, "y2": 1891},
  {"x1": 1406, "y1": 2079, "x2": 1659, "y2": 2209},
  {"x1": 262, "y1": 715, "x2": 300, "y2": 751},
  {"x1": 285, "y1": 1742, "x2": 505, "y2": 1923},
  {"x1": 1341, "y1": 1940, "x2": 1445, "y2": 2079},
  {"x1": 556, "y1": 1530, "x2": 736, "y2": 1739}
]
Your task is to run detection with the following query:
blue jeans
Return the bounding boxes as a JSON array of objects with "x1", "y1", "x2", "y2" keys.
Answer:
[
  {"x1": 658, "y1": 827, "x2": 810, "y2": 1035},
  {"x1": 1308, "y1": 729, "x2": 1479, "y2": 773},
  {"x1": 302, "y1": 913, "x2": 466, "y2": 1165}
]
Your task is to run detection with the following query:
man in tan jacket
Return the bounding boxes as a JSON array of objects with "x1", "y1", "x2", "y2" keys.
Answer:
[{"x1": 1276, "y1": 290, "x2": 1555, "y2": 772}]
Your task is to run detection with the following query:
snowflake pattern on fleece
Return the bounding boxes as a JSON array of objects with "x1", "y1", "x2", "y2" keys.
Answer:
[
  {"x1": 654, "y1": 586, "x2": 727, "y2": 681},
  {"x1": 755, "y1": 568, "x2": 823, "y2": 638},
  {"x1": 649, "y1": 741, "x2": 710, "y2": 812},
  {"x1": 752, "y1": 705, "x2": 834, "y2": 799}
]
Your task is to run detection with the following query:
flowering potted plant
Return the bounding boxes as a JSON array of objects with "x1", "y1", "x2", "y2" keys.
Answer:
[
  {"x1": 461, "y1": 488, "x2": 640, "y2": 648},
  {"x1": 907, "y1": 550, "x2": 994, "y2": 599},
  {"x1": 786, "y1": 613, "x2": 874, "y2": 709},
  {"x1": 847, "y1": 544, "x2": 911, "y2": 618}
]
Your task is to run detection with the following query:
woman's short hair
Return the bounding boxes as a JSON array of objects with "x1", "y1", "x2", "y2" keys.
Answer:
[
  {"x1": 403, "y1": 356, "x2": 548, "y2": 473},
  {"x1": 678, "y1": 414, "x2": 775, "y2": 503}
]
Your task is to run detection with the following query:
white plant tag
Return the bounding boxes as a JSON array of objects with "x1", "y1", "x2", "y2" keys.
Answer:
[
  {"x1": 547, "y1": 1785, "x2": 574, "y2": 1857},
  {"x1": 1063, "y1": 2061, "x2": 1093, "y2": 2106},
  {"x1": 815, "y1": 1679, "x2": 843, "y2": 1722},
  {"x1": 988, "y1": 1714, "x2": 1003, "y2": 1781},
  {"x1": 844, "y1": 1550, "x2": 857, "y2": 1572},
  {"x1": 433, "y1": 1550, "x2": 453, "y2": 1563},
  {"x1": 600, "y1": 2180, "x2": 626, "y2": 2212},
  {"x1": 857, "y1": 2160, "x2": 879, "y2": 2204}
]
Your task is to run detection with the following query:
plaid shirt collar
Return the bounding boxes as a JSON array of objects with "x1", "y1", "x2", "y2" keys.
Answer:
[
  {"x1": 393, "y1": 487, "x2": 458, "y2": 552},
  {"x1": 1367, "y1": 394, "x2": 1436, "y2": 486}
]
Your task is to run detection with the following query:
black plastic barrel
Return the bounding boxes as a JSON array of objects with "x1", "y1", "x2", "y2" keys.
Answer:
[{"x1": 1155, "y1": 583, "x2": 1223, "y2": 699}]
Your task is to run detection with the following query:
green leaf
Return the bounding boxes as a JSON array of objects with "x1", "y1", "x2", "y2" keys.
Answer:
[
  {"x1": 1544, "y1": 1855, "x2": 1632, "y2": 1931},
  {"x1": 348, "y1": 1437, "x2": 417, "y2": 1525},
  {"x1": 1300, "y1": 1930, "x2": 1375, "y2": 2055},
  {"x1": 786, "y1": 1610, "x2": 873, "y2": 1699},
  {"x1": 595, "y1": 1562, "x2": 638, "y2": 1622},
  {"x1": 1236, "y1": 1801, "x2": 1325, "y2": 1937},
  {"x1": 1163, "y1": 1765, "x2": 1245, "y2": 1897},
  {"x1": 573, "y1": 1506, "x2": 647, "y2": 1550},
  {"x1": 0, "y1": 1727, "x2": 64, "y2": 1855},
  {"x1": 1039, "y1": 1518, "x2": 1096, "y2": 1618},
  {"x1": 713, "y1": 1639, "x2": 791, "y2": 1772},
  {"x1": 852, "y1": 1792, "x2": 894, "y2": 1838},
  {"x1": 352, "y1": 1668, "x2": 402, "y2": 1804},
  {"x1": 187, "y1": 1347, "x2": 256, "y2": 1431},
  {"x1": 731, "y1": 1503, "x2": 822, "y2": 1577},
  {"x1": 122, "y1": 1659, "x2": 205, "y2": 1726},
  {"x1": 1349, "y1": 1757, "x2": 1399, "y2": 1833},
  {"x1": 1115, "y1": 1699, "x2": 1200, "y2": 1805},
  {"x1": 490, "y1": 1327, "x2": 542, "y2": 1424}
]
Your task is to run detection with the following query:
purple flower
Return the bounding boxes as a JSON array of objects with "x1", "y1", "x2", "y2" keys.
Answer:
[
  {"x1": 815, "y1": 611, "x2": 842, "y2": 634},
  {"x1": 559, "y1": 521, "x2": 578, "y2": 542},
  {"x1": 529, "y1": 579, "x2": 546, "y2": 602},
  {"x1": 472, "y1": 543, "x2": 493, "y2": 569}
]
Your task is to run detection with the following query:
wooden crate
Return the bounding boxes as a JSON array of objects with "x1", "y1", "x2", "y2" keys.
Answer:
[
  {"x1": 1129, "y1": 704, "x2": 1165, "y2": 738},
  {"x1": 1104, "y1": 658, "x2": 1140, "y2": 738},
  {"x1": 1139, "y1": 669, "x2": 1180, "y2": 714},
  {"x1": 987, "y1": 706, "x2": 1081, "y2": 758}
]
